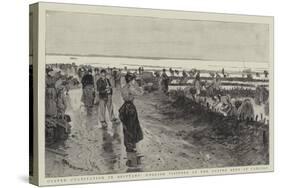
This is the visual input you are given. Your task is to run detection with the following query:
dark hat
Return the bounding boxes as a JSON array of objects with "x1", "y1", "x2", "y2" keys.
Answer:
[
  {"x1": 100, "y1": 69, "x2": 107, "y2": 74},
  {"x1": 46, "y1": 67, "x2": 53, "y2": 73},
  {"x1": 125, "y1": 72, "x2": 135, "y2": 83}
]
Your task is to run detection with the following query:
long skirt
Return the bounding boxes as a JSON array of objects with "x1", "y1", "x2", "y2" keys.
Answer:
[
  {"x1": 81, "y1": 85, "x2": 95, "y2": 108},
  {"x1": 119, "y1": 101, "x2": 143, "y2": 152},
  {"x1": 161, "y1": 80, "x2": 168, "y2": 93},
  {"x1": 46, "y1": 88, "x2": 57, "y2": 116}
]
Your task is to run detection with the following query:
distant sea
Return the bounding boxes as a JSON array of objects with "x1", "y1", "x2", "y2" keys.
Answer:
[{"x1": 46, "y1": 54, "x2": 269, "y2": 73}]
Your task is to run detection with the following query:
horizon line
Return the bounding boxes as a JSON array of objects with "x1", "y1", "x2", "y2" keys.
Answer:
[{"x1": 46, "y1": 53, "x2": 269, "y2": 64}]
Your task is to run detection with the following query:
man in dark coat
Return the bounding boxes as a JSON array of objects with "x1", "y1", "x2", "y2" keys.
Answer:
[
  {"x1": 81, "y1": 69, "x2": 95, "y2": 114},
  {"x1": 97, "y1": 69, "x2": 118, "y2": 128}
]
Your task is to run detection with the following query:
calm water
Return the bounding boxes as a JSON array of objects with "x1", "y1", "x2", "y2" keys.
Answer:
[{"x1": 46, "y1": 55, "x2": 269, "y2": 73}]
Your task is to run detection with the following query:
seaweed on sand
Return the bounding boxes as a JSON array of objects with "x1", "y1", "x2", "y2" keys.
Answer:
[{"x1": 163, "y1": 90, "x2": 269, "y2": 166}]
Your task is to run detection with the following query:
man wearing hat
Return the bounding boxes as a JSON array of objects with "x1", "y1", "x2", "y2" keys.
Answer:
[
  {"x1": 81, "y1": 69, "x2": 95, "y2": 115},
  {"x1": 97, "y1": 69, "x2": 119, "y2": 128}
]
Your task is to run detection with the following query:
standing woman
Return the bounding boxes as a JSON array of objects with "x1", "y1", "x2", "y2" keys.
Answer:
[
  {"x1": 194, "y1": 71, "x2": 201, "y2": 96},
  {"x1": 119, "y1": 73, "x2": 144, "y2": 152},
  {"x1": 160, "y1": 69, "x2": 169, "y2": 93},
  {"x1": 45, "y1": 69, "x2": 57, "y2": 117}
]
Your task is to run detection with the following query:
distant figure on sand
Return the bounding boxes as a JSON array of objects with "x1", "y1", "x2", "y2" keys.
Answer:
[
  {"x1": 161, "y1": 69, "x2": 169, "y2": 93},
  {"x1": 193, "y1": 71, "x2": 201, "y2": 96},
  {"x1": 119, "y1": 73, "x2": 144, "y2": 152}
]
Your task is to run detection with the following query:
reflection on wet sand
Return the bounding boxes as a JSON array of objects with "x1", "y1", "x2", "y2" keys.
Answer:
[
  {"x1": 101, "y1": 128, "x2": 119, "y2": 171},
  {"x1": 100, "y1": 119, "x2": 143, "y2": 172},
  {"x1": 126, "y1": 151, "x2": 143, "y2": 172},
  {"x1": 46, "y1": 88, "x2": 144, "y2": 177}
]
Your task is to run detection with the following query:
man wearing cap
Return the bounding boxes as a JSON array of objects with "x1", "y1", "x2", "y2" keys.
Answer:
[{"x1": 97, "y1": 69, "x2": 119, "y2": 128}]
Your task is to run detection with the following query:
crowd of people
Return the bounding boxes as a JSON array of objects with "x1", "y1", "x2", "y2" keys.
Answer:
[
  {"x1": 45, "y1": 64, "x2": 223, "y2": 129},
  {"x1": 45, "y1": 63, "x2": 269, "y2": 153},
  {"x1": 45, "y1": 64, "x2": 146, "y2": 154},
  {"x1": 45, "y1": 67, "x2": 69, "y2": 119}
]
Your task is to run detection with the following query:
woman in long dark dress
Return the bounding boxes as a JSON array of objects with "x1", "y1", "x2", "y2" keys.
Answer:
[
  {"x1": 46, "y1": 69, "x2": 58, "y2": 117},
  {"x1": 119, "y1": 73, "x2": 144, "y2": 152}
]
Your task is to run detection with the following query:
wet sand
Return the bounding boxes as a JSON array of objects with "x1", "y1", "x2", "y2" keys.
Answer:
[{"x1": 45, "y1": 88, "x2": 268, "y2": 177}]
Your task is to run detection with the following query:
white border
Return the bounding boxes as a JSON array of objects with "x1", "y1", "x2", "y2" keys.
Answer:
[{"x1": 35, "y1": 2, "x2": 274, "y2": 186}]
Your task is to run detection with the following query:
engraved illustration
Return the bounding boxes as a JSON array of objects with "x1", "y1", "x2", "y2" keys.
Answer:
[{"x1": 44, "y1": 11, "x2": 270, "y2": 177}]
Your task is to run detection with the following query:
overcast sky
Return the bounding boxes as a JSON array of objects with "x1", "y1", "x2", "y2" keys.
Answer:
[{"x1": 46, "y1": 11, "x2": 269, "y2": 63}]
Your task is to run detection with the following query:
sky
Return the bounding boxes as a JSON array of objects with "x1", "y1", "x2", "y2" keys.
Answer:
[{"x1": 46, "y1": 11, "x2": 270, "y2": 65}]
